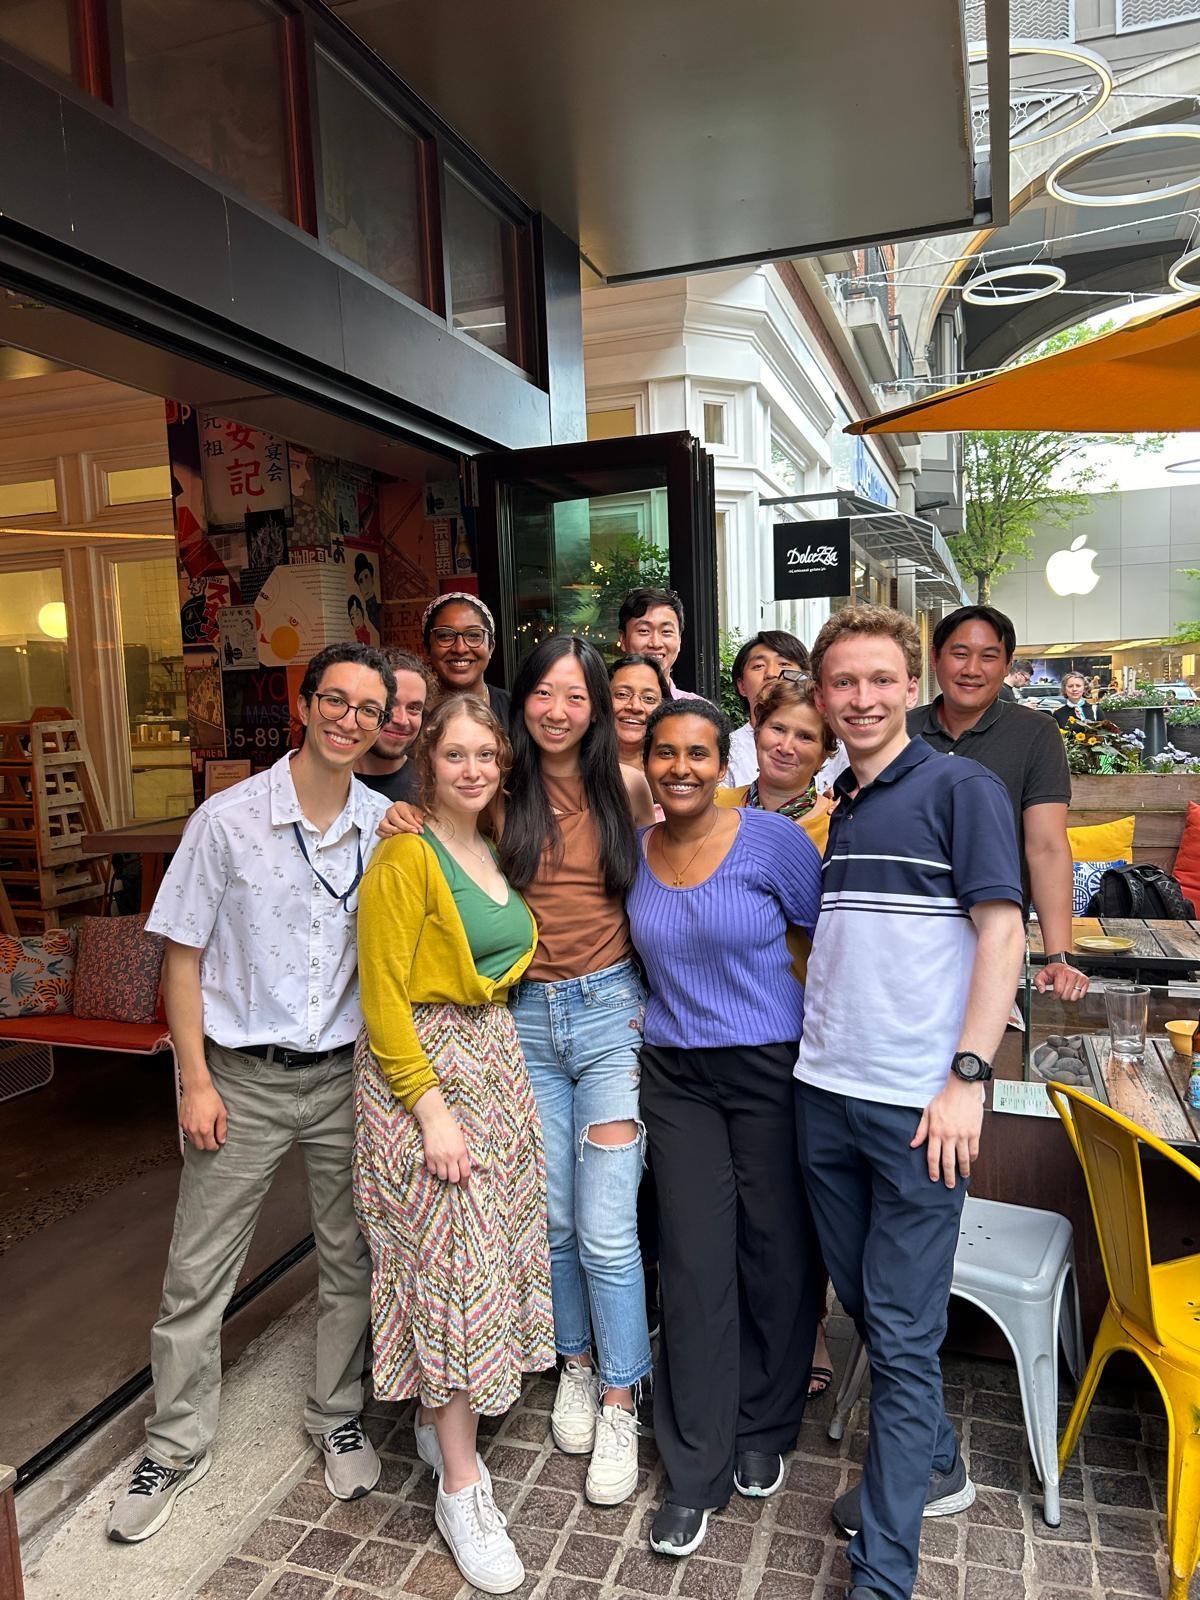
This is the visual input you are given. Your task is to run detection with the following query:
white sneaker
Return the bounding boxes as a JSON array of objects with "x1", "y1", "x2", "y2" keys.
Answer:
[
  {"x1": 586, "y1": 1404, "x2": 639, "y2": 1505},
  {"x1": 435, "y1": 1478, "x2": 524, "y2": 1594},
  {"x1": 413, "y1": 1410, "x2": 493, "y2": 1491},
  {"x1": 551, "y1": 1359, "x2": 599, "y2": 1454}
]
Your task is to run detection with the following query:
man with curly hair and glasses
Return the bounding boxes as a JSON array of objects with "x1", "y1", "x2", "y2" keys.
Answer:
[{"x1": 108, "y1": 643, "x2": 396, "y2": 1544}]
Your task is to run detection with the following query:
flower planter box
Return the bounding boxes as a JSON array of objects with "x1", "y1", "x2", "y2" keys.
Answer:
[
  {"x1": 1166, "y1": 724, "x2": 1200, "y2": 757},
  {"x1": 1101, "y1": 708, "x2": 1154, "y2": 734},
  {"x1": 1068, "y1": 774, "x2": 1193, "y2": 870}
]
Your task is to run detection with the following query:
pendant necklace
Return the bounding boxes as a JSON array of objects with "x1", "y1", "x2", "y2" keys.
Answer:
[
  {"x1": 656, "y1": 810, "x2": 719, "y2": 887},
  {"x1": 432, "y1": 819, "x2": 490, "y2": 867}
]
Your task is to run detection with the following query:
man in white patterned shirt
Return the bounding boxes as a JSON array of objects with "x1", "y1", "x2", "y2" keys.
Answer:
[{"x1": 108, "y1": 643, "x2": 395, "y2": 1543}]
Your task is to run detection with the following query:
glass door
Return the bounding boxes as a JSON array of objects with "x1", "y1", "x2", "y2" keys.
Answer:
[{"x1": 470, "y1": 432, "x2": 717, "y2": 695}]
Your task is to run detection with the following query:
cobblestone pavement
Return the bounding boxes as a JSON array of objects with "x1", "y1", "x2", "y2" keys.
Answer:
[{"x1": 194, "y1": 1319, "x2": 1192, "y2": 1600}]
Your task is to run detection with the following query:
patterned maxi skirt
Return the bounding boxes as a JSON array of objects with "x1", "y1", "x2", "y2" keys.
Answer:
[{"x1": 353, "y1": 1001, "x2": 554, "y2": 1415}]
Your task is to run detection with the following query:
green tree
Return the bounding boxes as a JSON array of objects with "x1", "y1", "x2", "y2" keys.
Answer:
[
  {"x1": 563, "y1": 534, "x2": 671, "y2": 650},
  {"x1": 951, "y1": 321, "x2": 1162, "y2": 604}
]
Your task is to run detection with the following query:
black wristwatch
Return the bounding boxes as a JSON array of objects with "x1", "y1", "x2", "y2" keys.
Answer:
[
  {"x1": 1044, "y1": 952, "x2": 1072, "y2": 966},
  {"x1": 951, "y1": 1051, "x2": 993, "y2": 1084}
]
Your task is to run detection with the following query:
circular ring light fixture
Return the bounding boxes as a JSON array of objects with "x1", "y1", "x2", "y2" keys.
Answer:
[
  {"x1": 1167, "y1": 245, "x2": 1200, "y2": 293},
  {"x1": 968, "y1": 40, "x2": 1114, "y2": 152},
  {"x1": 1046, "y1": 124, "x2": 1200, "y2": 207},
  {"x1": 962, "y1": 264, "x2": 1067, "y2": 306},
  {"x1": 1164, "y1": 457, "x2": 1200, "y2": 473}
]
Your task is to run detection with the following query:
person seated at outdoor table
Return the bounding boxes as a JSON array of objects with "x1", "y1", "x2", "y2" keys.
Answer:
[
  {"x1": 714, "y1": 673, "x2": 838, "y2": 1396},
  {"x1": 422, "y1": 592, "x2": 510, "y2": 721},
  {"x1": 908, "y1": 605, "x2": 1089, "y2": 1004},
  {"x1": 354, "y1": 692, "x2": 553, "y2": 1595},
  {"x1": 629, "y1": 699, "x2": 825, "y2": 1558},
  {"x1": 724, "y1": 630, "x2": 848, "y2": 791},
  {"x1": 609, "y1": 652, "x2": 670, "y2": 774}
]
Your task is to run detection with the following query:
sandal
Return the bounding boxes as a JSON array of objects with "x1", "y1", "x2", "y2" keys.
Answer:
[{"x1": 807, "y1": 1365, "x2": 834, "y2": 1398}]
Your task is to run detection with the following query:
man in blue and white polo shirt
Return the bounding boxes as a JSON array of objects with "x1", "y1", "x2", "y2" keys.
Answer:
[{"x1": 794, "y1": 605, "x2": 1024, "y2": 1600}]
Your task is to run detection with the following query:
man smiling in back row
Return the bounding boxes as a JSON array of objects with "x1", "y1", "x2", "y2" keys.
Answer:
[{"x1": 908, "y1": 605, "x2": 1089, "y2": 1004}]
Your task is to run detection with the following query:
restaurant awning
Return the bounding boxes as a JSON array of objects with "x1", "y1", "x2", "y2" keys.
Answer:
[{"x1": 848, "y1": 294, "x2": 1200, "y2": 435}]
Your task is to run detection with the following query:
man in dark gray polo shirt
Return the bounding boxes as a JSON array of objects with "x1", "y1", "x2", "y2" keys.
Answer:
[{"x1": 908, "y1": 605, "x2": 1089, "y2": 1004}]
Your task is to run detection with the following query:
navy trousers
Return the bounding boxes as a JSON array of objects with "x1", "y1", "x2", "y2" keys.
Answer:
[{"x1": 795, "y1": 1082, "x2": 966, "y2": 1600}]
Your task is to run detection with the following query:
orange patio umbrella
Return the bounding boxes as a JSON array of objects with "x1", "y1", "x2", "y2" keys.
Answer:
[{"x1": 848, "y1": 294, "x2": 1200, "y2": 435}]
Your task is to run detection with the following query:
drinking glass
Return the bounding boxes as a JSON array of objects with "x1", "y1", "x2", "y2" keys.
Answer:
[{"x1": 1105, "y1": 983, "x2": 1149, "y2": 1059}]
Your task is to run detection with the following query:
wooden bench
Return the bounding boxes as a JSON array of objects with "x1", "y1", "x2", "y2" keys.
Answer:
[
  {"x1": 1068, "y1": 774, "x2": 1191, "y2": 870},
  {"x1": 0, "y1": 1015, "x2": 180, "y2": 1149}
]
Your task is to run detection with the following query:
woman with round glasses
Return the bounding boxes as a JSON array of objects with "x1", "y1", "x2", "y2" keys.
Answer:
[
  {"x1": 609, "y1": 653, "x2": 670, "y2": 775},
  {"x1": 422, "y1": 593, "x2": 510, "y2": 720}
]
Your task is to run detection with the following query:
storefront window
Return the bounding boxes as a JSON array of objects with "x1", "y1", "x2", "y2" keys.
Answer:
[
  {"x1": 114, "y1": 558, "x2": 192, "y2": 819},
  {"x1": 445, "y1": 168, "x2": 521, "y2": 366},
  {"x1": 120, "y1": 0, "x2": 289, "y2": 218},
  {"x1": 0, "y1": 566, "x2": 71, "y2": 719},
  {"x1": 316, "y1": 50, "x2": 424, "y2": 305},
  {"x1": 0, "y1": 0, "x2": 72, "y2": 78}
]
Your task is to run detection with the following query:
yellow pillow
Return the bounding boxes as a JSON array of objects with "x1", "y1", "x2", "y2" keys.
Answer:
[{"x1": 1067, "y1": 815, "x2": 1135, "y2": 864}]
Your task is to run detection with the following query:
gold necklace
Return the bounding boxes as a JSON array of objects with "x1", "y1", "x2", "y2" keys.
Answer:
[
  {"x1": 655, "y1": 811, "x2": 719, "y2": 887},
  {"x1": 431, "y1": 819, "x2": 489, "y2": 866}
]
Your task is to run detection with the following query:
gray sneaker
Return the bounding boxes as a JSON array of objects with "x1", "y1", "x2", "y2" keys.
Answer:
[
  {"x1": 832, "y1": 1449, "x2": 975, "y2": 1537},
  {"x1": 315, "y1": 1416, "x2": 381, "y2": 1500},
  {"x1": 106, "y1": 1451, "x2": 212, "y2": 1542}
]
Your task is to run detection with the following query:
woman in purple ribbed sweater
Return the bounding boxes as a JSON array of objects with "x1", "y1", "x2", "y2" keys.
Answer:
[{"x1": 628, "y1": 699, "x2": 825, "y2": 1561}]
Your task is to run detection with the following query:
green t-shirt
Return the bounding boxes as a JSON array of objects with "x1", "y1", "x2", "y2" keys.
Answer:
[{"x1": 425, "y1": 832, "x2": 533, "y2": 981}]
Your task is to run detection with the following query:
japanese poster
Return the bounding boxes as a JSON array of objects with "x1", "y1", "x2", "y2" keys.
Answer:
[
  {"x1": 254, "y1": 564, "x2": 349, "y2": 666},
  {"x1": 184, "y1": 651, "x2": 225, "y2": 749},
  {"x1": 179, "y1": 574, "x2": 231, "y2": 648},
  {"x1": 216, "y1": 606, "x2": 258, "y2": 670},
  {"x1": 201, "y1": 416, "x2": 291, "y2": 530}
]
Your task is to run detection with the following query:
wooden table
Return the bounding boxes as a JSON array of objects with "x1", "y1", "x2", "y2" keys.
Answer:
[
  {"x1": 81, "y1": 816, "x2": 189, "y2": 912},
  {"x1": 1077, "y1": 1034, "x2": 1200, "y2": 1149},
  {"x1": 1028, "y1": 916, "x2": 1200, "y2": 977}
]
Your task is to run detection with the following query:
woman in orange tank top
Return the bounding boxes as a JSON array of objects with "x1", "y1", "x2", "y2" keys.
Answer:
[{"x1": 501, "y1": 636, "x2": 657, "y2": 1510}]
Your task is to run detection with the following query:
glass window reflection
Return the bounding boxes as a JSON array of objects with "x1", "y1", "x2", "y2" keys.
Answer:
[{"x1": 445, "y1": 168, "x2": 521, "y2": 367}]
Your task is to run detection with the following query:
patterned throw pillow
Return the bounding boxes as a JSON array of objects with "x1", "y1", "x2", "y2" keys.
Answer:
[
  {"x1": 73, "y1": 914, "x2": 166, "y2": 1024},
  {"x1": 0, "y1": 927, "x2": 77, "y2": 1018},
  {"x1": 1072, "y1": 858, "x2": 1128, "y2": 917}
]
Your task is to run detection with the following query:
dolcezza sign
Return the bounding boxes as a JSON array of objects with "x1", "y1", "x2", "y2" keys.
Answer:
[{"x1": 773, "y1": 519, "x2": 852, "y2": 600}]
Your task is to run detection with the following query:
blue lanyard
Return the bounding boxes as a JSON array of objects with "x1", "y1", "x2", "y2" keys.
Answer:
[{"x1": 292, "y1": 822, "x2": 363, "y2": 912}]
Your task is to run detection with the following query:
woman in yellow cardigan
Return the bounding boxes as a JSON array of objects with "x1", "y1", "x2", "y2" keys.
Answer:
[{"x1": 354, "y1": 693, "x2": 552, "y2": 1596}]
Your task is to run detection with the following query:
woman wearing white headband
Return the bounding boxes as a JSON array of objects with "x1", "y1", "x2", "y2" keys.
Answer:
[{"x1": 422, "y1": 593, "x2": 510, "y2": 722}]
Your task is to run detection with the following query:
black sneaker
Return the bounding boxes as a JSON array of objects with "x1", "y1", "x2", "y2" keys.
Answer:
[
  {"x1": 734, "y1": 1450, "x2": 785, "y2": 1498},
  {"x1": 847, "y1": 1588, "x2": 890, "y2": 1599},
  {"x1": 832, "y1": 1449, "x2": 975, "y2": 1537},
  {"x1": 649, "y1": 1501, "x2": 709, "y2": 1557}
]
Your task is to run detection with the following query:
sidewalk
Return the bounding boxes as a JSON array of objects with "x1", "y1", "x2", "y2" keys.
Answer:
[{"x1": 21, "y1": 1299, "x2": 1187, "y2": 1600}]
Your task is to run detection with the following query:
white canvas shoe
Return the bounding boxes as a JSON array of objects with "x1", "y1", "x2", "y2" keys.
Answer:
[
  {"x1": 435, "y1": 1478, "x2": 524, "y2": 1594},
  {"x1": 551, "y1": 1359, "x2": 599, "y2": 1454},
  {"x1": 586, "y1": 1404, "x2": 639, "y2": 1505}
]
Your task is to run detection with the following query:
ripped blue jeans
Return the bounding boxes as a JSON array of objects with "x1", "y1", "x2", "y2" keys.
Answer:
[{"x1": 511, "y1": 958, "x2": 652, "y2": 1392}]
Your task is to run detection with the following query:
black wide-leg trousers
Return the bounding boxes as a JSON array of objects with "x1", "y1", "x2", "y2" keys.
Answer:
[{"x1": 640, "y1": 1039, "x2": 823, "y2": 1510}]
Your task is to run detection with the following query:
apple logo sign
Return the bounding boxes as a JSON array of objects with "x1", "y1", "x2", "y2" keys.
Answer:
[{"x1": 1045, "y1": 534, "x2": 1100, "y2": 597}]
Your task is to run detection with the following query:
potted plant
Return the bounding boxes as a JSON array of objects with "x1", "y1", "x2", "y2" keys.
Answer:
[
  {"x1": 1097, "y1": 687, "x2": 1168, "y2": 734},
  {"x1": 1165, "y1": 701, "x2": 1200, "y2": 757}
]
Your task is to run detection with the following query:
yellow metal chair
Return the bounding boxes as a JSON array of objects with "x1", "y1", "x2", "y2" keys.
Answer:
[{"x1": 1046, "y1": 1083, "x2": 1200, "y2": 1600}]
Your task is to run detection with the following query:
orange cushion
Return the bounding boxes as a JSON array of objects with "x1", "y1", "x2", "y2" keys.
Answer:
[
  {"x1": 1173, "y1": 800, "x2": 1200, "y2": 910},
  {"x1": 0, "y1": 1015, "x2": 171, "y2": 1053}
]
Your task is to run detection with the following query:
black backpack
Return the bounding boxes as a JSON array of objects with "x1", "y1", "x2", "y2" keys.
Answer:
[{"x1": 1085, "y1": 863, "x2": 1196, "y2": 920}]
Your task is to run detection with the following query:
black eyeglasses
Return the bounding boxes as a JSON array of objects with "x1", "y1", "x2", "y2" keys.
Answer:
[
  {"x1": 312, "y1": 692, "x2": 386, "y2": 731},
  {"x1": 430, "y1": 626, "x2": 490, "y2": 648}
]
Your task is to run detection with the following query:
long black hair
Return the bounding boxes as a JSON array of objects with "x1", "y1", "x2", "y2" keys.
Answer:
[{"x1": 500, "y1": 636, "x2": 639, "y2": 897}]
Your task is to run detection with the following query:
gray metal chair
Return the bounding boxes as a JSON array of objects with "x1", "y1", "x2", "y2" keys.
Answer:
[{"x1": 825, "y1": 1194, "x2": 1085, "y2": 1527}]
